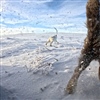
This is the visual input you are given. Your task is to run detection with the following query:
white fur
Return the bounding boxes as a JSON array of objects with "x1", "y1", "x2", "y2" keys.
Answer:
[{"x1": 46, "y1": 35, "x2": 58, "y2": 46}]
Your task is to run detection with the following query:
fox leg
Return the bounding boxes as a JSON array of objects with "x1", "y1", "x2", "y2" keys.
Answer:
[
  {"x1": 55, "y1": 40, "x2": 59, "y2": 44},
  {"x1": 50, "y1": 41, "x2": 53, "y2": 46},
  {"x1": 46, "y1": 40, "x2": 50, "y2": 45},
  {"x1": 66, "y1": 54, "x2": 92, "y2": 94}
]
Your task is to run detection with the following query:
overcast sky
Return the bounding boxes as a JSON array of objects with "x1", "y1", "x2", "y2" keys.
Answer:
[{"x1": 1, "y1": 0, "x2": 87, "y2": 34}]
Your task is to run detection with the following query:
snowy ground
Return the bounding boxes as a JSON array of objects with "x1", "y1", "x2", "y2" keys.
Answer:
[{"x1": 1, "y1": 33, "x2": 100, "y2": 100}]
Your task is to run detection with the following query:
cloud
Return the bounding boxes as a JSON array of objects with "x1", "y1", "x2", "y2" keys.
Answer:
[
  {"x1": 1, "y1": 0, "x2": 87, "y2": 33},
  {"x1": 0, "y1": 23, "x2": 7, "y2": 28},
  {"x1": 0, "y1": 0, "x2": 6, "y2": 12},
  {"x1": 2, "y1": 18, "x2": 29, "y2": 25}
]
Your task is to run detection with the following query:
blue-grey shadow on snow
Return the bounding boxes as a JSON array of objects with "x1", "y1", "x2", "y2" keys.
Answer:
[{"x1": 0, "y1": 86, "x2": 17, "y2": 100}]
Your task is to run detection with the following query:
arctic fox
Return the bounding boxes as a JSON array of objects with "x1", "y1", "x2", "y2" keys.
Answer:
[{"x1": 46, "y1": 28, "x2": 59, "y2": 46}]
